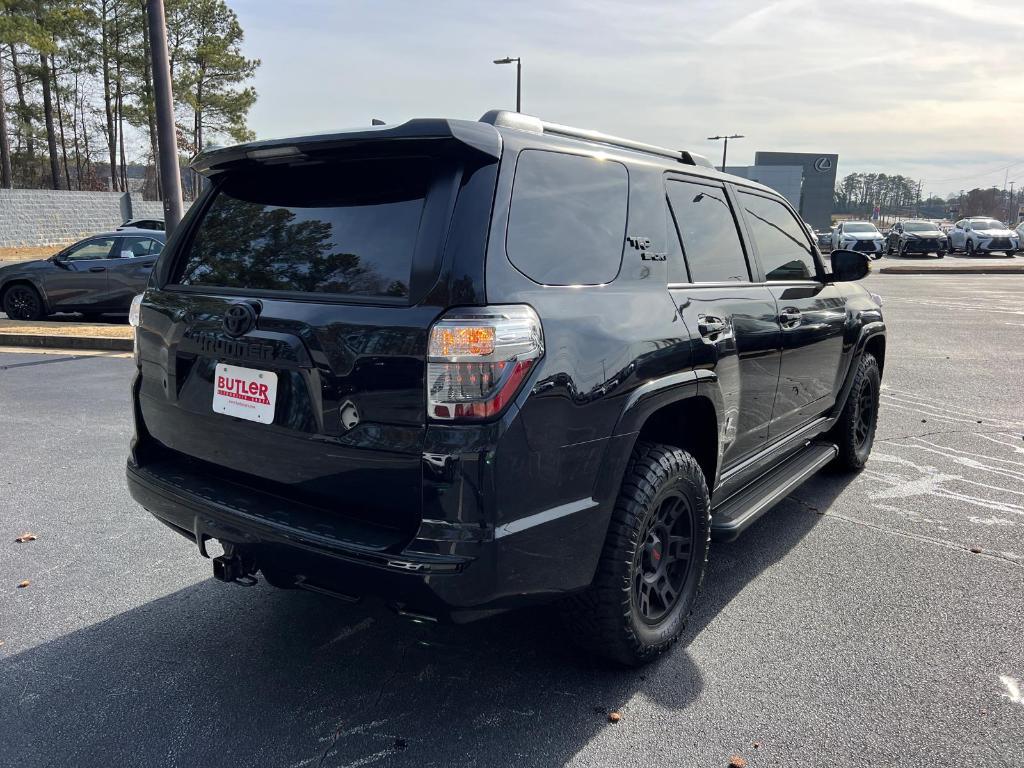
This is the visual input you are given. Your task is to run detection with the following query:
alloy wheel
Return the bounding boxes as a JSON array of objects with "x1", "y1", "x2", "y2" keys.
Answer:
[
  {"x1": 633, "y1": 492, "x2": 694, "y2": 625},
  {"x1": 4, "y1": 286, "x2": 41, "y2": 320},
  {"x1": 855, "y1": 378, "x2": 876, "y2": 450}
]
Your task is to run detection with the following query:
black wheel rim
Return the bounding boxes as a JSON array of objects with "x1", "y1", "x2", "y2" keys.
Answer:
[
  {"x1": 633, "y1": 492, "x2": 694, "y2": 624},
  {"x1": 854, "y1": 379, "x2": 876, "y2": 449},
  {"x1": 5, "y1": 287, "x2": 39, "y2": 320}
]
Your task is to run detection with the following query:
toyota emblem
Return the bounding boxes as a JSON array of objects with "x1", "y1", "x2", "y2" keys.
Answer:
[{"x1": 223, "y1": 303, "x2": 257, "y2": 337}]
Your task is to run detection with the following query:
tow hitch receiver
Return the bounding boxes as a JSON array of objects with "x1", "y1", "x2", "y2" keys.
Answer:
[{"x1": 212, "y1": 549, "x2": 258, "y2": 586}]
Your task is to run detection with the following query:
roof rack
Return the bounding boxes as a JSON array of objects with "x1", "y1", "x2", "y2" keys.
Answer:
[{"x1": 479, "y1": 110, "x2": 715, "y2": 169}]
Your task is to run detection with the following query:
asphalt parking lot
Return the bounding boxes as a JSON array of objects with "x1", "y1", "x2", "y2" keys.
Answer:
[{"x1": 2, "y1": 274, "x2": 1023, "y2": 768}]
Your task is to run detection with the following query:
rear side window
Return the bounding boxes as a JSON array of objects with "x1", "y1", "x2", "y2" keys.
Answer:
[
  {"x1": 506, "y1": 150, "x2": 628, "y2": 286},
  {"x1": 174, "y1": 157, "x2": 431, "y2": 299},
  {"x1": 665, "y1": 179, "x2": 749, "y2": 282},
  {"x1": 737, "y1": 191, "x2": 818, "y2": 281}
]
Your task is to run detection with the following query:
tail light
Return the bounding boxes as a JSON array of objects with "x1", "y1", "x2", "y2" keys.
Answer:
[
  {"x1": 427, "y1": 305, "x2": 543, "y2": 421},
  {"x1": 129, "y1": 293, "x2": 144, "y2": 361}
]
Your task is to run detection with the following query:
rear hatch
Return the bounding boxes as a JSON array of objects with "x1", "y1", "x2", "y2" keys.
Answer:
[{"x1": 133, "y1": 122, "x2": 500, "y2": 545}]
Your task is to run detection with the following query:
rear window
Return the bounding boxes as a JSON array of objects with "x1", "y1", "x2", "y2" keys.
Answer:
[
  {"x1": 505, "y1": 150, "x2": 628, "y2": 286},
  {"x1": 174, "y1": 157, "x2": 431, "y2": 299}
]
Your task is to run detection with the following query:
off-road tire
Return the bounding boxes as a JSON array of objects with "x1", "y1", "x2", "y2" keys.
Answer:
[
  {"x1": 2, "y1": 283, "x2": 44, "y2": 321},
  {"x1": 831, "y1": 352, "x2": 880, "y2": 471},
  {"x1": 565, "y1": 442, "x2": 711, "y2": 666}
]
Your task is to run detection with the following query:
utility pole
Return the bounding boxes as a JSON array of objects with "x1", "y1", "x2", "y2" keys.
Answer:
[
  {"x1": 1009, "y1": 181, "x2": 1017, "y2": 222},
  {"x1": 147, "y1": 0, "x2": 184, "y2": 234},
  {"x1": 707, "y1": 134, "x2": 744, "y2": 172}
]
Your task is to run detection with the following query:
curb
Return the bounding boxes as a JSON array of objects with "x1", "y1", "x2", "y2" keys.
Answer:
[
  {"x1": 0, "y1": 333, "x2": 133, "y2": 352},
  {"x1": 879, "y1": 265, "x2": 1024, "y2": 275}
]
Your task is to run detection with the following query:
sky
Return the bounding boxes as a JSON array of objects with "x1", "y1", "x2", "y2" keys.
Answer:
[{"x1": 231, "y1": 0, "x2": 1024, "y2": 200}]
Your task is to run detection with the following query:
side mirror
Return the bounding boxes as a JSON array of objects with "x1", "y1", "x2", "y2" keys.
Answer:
[{"x1": 829, "y1": 249, "x2": 870, "y2": 282}]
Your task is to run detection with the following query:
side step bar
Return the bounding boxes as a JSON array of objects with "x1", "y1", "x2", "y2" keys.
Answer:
[{"x1": 710, "y1": 442, "x2": 838, "y2": 542}]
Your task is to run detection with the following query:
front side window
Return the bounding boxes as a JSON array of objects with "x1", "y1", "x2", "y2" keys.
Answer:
[
  {"x1": 506, "y1": 150, "x2": 628, "y2": 286},
  {"x1": 738, "y1": 191, "x2": 818, "y2": 282},
  {"x1": 175, "y1": 157, "x2": 432, "y2": 299},
  {"x1": 665, "y1": 179, "x2": 749, "y2": 282},
  {"x1": 64, "y1": 238, "x2": 116, "y2": 261}
]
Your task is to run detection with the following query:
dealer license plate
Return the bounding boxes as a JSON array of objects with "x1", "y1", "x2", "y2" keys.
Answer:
[{"x1": 212, "y1": 363, "x2": 278, "y2": 424}]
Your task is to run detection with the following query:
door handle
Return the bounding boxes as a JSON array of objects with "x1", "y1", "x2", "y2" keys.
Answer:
[
  {"x1": 779, "y1": 307, "x2": 802, "y2": 327},
  {"x1": 88, "y1": 266, "x2": 107, "y2": 273},
  {"x1": 697, "y1": 314, "x2": 727, "y2": 338}
]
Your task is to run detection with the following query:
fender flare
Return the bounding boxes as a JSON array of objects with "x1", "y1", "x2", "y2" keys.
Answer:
[
  {"x1": 831, "y1": 321, "x2": 886, "y2": 418},
  {"x1": 591, "y1": 369, "x2": 723, "y2": 514}
]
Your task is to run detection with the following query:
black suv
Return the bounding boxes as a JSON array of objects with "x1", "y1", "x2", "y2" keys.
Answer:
[{"x1": 127, "y1": 111, "x2": 885, "y2": 665}]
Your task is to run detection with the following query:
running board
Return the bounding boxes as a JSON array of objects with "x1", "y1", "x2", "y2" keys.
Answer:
[{"x1": 710, "y1": 442, "x2": 838, "y2": 542}]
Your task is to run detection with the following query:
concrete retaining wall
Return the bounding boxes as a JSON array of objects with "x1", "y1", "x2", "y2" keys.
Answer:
[{"x1": 0, "y1": 189, "x2": 179, "y2": 247}]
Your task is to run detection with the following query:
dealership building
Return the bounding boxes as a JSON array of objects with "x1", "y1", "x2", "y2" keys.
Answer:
[{"x1": 727, "y1": 151, "x2": 838, "y2": 230}]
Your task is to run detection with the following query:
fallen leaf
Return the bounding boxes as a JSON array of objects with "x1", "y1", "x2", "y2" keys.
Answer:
[
  {"x1": 17, "y1": 580, "x2": 30, "y2": 588},
  {"x1": 608, "y1": 711, "x2": 621, "y2": 723},
  {"x1": 753, "y1": 741, "x2": 762, "y2": 749},
  {"x1": 14, "y1": 532, "x2": 37, "y2": 543},
  {"x1": 969, "y1": 547, "x2": 982, "y2": 554},
  {"x1": 921, "y1": 419, "x2": 927, "y2": 423},
  {"x1": 729, "y1": 757, "x2": 748, "y2": 768}
]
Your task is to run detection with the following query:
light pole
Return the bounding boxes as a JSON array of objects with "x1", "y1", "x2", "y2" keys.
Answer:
[
  {"x1": 706, "y1": 134, "x2": 744, "y2": 172},
  {"x1": 493, "y1": 57, "x2": 521, "y2": 113},
  {"x1": 146, "y1": 0, "x2": 183, "y2": 234}
]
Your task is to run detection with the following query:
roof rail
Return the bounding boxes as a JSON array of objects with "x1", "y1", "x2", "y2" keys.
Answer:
[{"x1": 479, "y1": 110, "x2": 715, "y2": 169}]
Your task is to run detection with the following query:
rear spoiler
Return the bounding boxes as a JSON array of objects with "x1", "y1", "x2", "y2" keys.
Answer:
[{"x1": 191, "y1": 118, "x2": 502, "y2": 177}]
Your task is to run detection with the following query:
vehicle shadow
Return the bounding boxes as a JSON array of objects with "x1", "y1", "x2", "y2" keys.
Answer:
[{"x1": 0, "y1": 472, "x2": 856, "y2": 768}]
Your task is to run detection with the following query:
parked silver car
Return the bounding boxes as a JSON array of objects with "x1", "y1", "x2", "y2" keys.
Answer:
[{"x1": 947, "y1": 217, "x2": 1019, "y2": 255}]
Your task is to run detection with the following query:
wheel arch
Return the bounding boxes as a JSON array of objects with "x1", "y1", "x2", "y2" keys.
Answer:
[
  {"x1": 594, "y1": 372, "x2": 722, "y2": 510},
  {"x1": 862, "y1": 332, "x2": 886, "y2": 375},
  {"x1": 0, "y1": 277, "x2": 49, "y2": 313},
  {"x1": 831, "y1": 323, "x2": 886, "y2": 418}
]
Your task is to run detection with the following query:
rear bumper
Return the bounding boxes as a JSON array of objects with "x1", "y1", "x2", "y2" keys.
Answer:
[{"x1": 127, "y1": 455, "x2": 606, "y2": 620}]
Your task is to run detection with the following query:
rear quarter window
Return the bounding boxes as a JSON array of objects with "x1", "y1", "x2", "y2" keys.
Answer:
[
  {"x1": 505, "y1": 149, "x2": 628, "y2": 286},
  {"x1": 173, "y1": 157, "x2": 431, "y2": 300}
]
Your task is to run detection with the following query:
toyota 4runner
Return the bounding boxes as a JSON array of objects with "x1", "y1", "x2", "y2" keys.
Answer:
[{"x1": 127, "y1": 111, "x2": 885, "y2": 665}]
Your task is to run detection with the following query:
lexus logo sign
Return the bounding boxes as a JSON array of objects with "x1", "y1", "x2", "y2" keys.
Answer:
[{"x1": 813, "y1": 157, "x2": 833, "y2": 173}]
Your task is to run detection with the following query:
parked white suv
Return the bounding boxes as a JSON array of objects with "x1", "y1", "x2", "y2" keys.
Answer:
[
  {"x1": 831, "y1": 221, "x2": 886, "y2": 259},
  {"x1": 947, "y1": 218, "x2": 1019, "y2": 255}
]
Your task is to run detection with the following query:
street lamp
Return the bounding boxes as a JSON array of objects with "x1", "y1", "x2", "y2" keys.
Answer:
[
  {"x1": 493, "y1": 56, "x2": 521, "y2": 113},
  {"x1": 706, "y1": 134, "x2": 744, "y2": 172}
]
